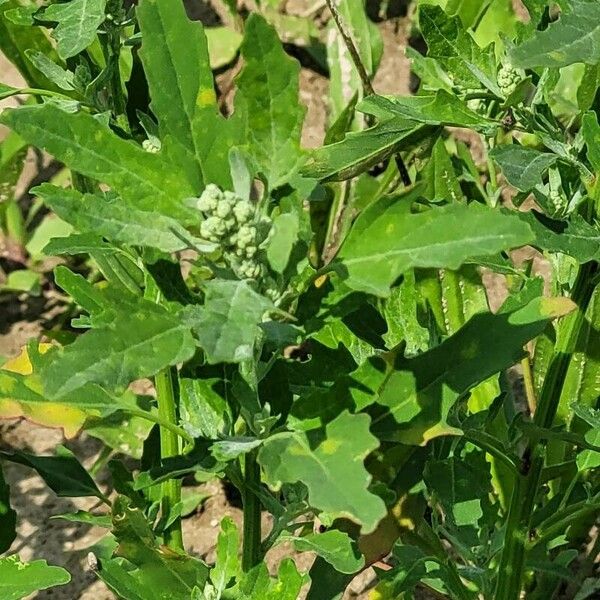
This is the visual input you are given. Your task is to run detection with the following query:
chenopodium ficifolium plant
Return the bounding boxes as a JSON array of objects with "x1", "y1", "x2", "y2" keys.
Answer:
[{"x1": 1, "y1": 1, "x2": 600, "y2": 600}]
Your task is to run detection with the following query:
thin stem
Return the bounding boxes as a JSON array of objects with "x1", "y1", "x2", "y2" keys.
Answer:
[
  {"x1": 155, "y1": 367, "x2": 184, "y2": 551},
  {"x1": 242, "y1": 450, "x2": 262, "y2": 571},
  {"x1": 495, "y1": 263, "x2": 596, "y2": 600},
  {"x1": 324, "y1": 0, "x2": 373, "y2": 97},
  {"x1": 126, "y1": 407, "x2": 193, "y2": 444},
  {"x1": 521, "y1": 353, "x2": 537, "y2": 415}
]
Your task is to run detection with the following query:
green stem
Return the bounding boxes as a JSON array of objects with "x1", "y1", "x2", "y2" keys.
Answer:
[
  {"x1": 495, "y1": 263, "x2": 596, "y2": 600},
  {"x1": 155, "y1": 367, "x2": 184, "y2": 551},
  {"x1": 126, "y1": 407, "x2": 193, "y2": 444},
  {"x1": 242, "y1": 450, "x2": 261, "y2": 571}
]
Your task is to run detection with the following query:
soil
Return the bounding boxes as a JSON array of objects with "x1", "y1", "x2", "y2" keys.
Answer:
[{"x1": 0, "y1": 2, "x2": 530, "y2": 599}]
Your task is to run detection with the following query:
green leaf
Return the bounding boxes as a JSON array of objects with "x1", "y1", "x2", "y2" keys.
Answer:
[
  {"x1": 336, "y1": 197, "x2": 534, "y2": 296},
  {"x1": 423, "y1": 137, "x2": 465, "y2": 203},
  {"x1": 206, "y1": 26, "x2": 242, "y2": 69},
  {"x1": 362, "y1": 92, "x2": 497, "y2": 135},
  {"x1": 235, "y1": 13, "x2": 305, "y2": 188},
  {"x1": 522, "y1": 211, "x2": 600, "y2": 264},
  {"x1": 138, "y1": 0, "x2": 222, "y2": 190},
  {"x1": 38, "y1": 302, "x2": 196, "y2": 398},
  {"x1": 34, "y1": 184, "x2": 214, "y2": 254},
  {"x1": 373, "y1": 295, "x2": 576, "y2": 444},
  {"x1": 25, "y1": 49, "x2": 74, "y2": 91},
  {"x1": 572, "y1": 404, "x2": 600, "y2": 471},
  {"x1": 211, "y1": 437, "x2": 262, "y2": 462},
  {"x1": 287, "y1": 530, "x2": 364, "y2": 574},
  {"x1": 266, "y1": 213, "x2": 300, "y2": 273},
  {"x1": 0, "y1": 447, "x2": 104, "y2": 498},
  {"x1": 43, "y1": 232, "x2": 116, "y2": 256},
  {"x1": 110, "y1": 497, "x2": 209, "y2": 598},
  {"x1": 211, "y1": 517, "x2": 240, "y2": 595},
  {"x1": 490, "y1": 145, "x2": 558, "y2": 192},
  {"x1": 0, "y1": 104, "x2": 196, "y2": 224},
  {"x1": 0, "y1": 462, "x2": 16, "y2": 553},
  {"x1": 582, "y1": 111, "x2": 600, "y2": 174},
  {"x1": 184, "y1": 280, "x2": 273, "y2": 364},
  {"x1": 43, "y1": 0, "x2": 106, "y2": 59},
  {"x1": 302, "y1": 118, "x2": 429, "y2": 182},
  {"x1": 259, "y1": 411, "x2": 386, "y2": 533},
  {"x1": 0, "y1": 555, "x2": 70, "y2": 600},
  {"x1": 510, "y1": 1, "x2": 600, "y2": 69},
  {"x1": 419, "y1": 4, "x2": 499, "y2": 94}
]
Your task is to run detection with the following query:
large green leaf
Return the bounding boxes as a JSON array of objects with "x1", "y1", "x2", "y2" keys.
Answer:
[
  {"x1": 490, "y1": 145, "x2": 557, "y2": 192},
  {"x1": 302, "y1": 118, "x2": 430, "y2": 182},
  {"x1": 336, "y1": 197, "x2": 534, "y2": 296},
  {"x1": 373, "y1": 296, "x2": 576, "y2": 444},
  {"x1": 184, "y1": 280, "x2": 272, "y2": 364},
  {"x1": 138, "y1": 0, "x2": 220, "y2": 190},
  {"x1": 38, "y1": 302, "x2": 195, "y2": 398},
  {"x1": 510, "y1": 1, "x2": 600, "y2": 69},
  {"x1": 0, "y1": 462, "x2": 16, "y2": 553},
  {"x1": 259, "y1": 411, "x2": 386, "y2": 533},
  {"x1": 0, "y1": 556, "x2": 70, "y2": 600},
  {"x1": 418, "y1": 4, "x2": 499, "y2": 94},
  {"x1": 235, "y1": 14, "x2": 305, "y2": 188},
  {"x1": 43, "y1": 0, "x2": 106, "y2": 59},
  {"x1": 0, "y1": 104, "x2": 196, "y2": 224},
  {"x1": 34, "y1": 184, "x2": 214, "y2": 254}
]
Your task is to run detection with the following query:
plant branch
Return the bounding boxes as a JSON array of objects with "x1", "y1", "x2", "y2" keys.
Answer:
[
  {"x1": 242, "y1": 450, "x2": 262, "y2": 571},
  {"x1": 155, "y1": 367, "x2": 184, "y2": 551}
]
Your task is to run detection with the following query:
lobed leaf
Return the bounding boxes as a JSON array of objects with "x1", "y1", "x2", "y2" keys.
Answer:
[
  {"x1": 336, "y1": 197, "x2": 534, "y2": 296},
  {"x1": 259, "y1": 411, "x2": 386, "y2": 533}
]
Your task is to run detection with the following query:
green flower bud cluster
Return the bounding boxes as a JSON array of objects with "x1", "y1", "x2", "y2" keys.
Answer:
[
  {"x1": 142, "y1": 138, "x2": 160, "y2": 154},
  {"x1": 196, "y1": 184, "x2": 274, "y2": 284},
  {"x1": 497, "y1": 64, "x2": 523, "y2": 97}
]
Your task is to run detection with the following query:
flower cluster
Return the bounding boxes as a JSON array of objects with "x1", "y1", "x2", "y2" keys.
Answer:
[
  {"x1": 196, "y1": 184, "x2": 274, "y2": 286},
  {"x1": 497, "y1": 64, "x2": 523, "y2": 97}
]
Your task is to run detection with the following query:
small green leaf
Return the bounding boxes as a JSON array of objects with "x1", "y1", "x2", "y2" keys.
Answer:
[
  {"x1": 490, "y1": 145, "x2": 558, "y2": 192},
  {"x1": 259, "y1": 411, "x2": 386, "y2": 533},
  {"x1": 25, "y1": 49, "x2": 74, "y2": 90},
  {"x1": 0, "y1": 555, "x2": 70, "y2": 600},
  {"x1": 34, "y1": 184, "x2": 214, "y2": 254},
  {"x1": 43, "y1": 0, "x2": 106, "y2": 59},
  {"x1": 288, "y1": 530, "x2": 364, "y2": 574},
  {"x1": 582, "y1": 111, "x2": 600, "y2": 174},
  {"x1": 205, "y1": 27, "x2": 242, "y2": 69},
  {"x1": 211, "y1": 517, "x2": 240, "y2": 595},
  {"x1": 267, "y1": 213, "x2": 300, "y2": 273},
  {"x1": 423, "y1": 137, "x2": 465, "y2": 203},
  {"x1": 510, "y1": 1, "x2": 600, "y2": 69},
  {"x1": 0, "y1": 447, "x2": 103, "y2": 498},
  {"x1": 43, "y1": 232, "x2": 116, "y2": 256},
  {"x1": 337, "y1": 196, "x2": 534, "y2": 296},
  {"x1": 184, "y1": 280, "x2": 272, "y2": 364}
]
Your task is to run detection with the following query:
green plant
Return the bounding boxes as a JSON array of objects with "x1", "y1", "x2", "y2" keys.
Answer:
[{"x1": 1, "y1": 1, "x2": 600, "y2": 599}]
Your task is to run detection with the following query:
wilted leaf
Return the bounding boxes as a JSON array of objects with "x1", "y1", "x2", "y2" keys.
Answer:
[{"x1": 259, "y1": 411, "x2": 386, "y2": 533}]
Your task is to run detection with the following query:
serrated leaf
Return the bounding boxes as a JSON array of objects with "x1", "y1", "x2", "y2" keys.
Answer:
[
  {"x1": 0, "y1": 555, "x2": 70, "y2": 600},
  {"x1": 43, "y1": 0, "x2": 106, "y2": 58},
  {"x1": 259, "y1": 411, "x2": 386, "y2": 533},
  {"x1": 374, "y1": 296, "x2": 576, "y2": 444},
  {"x1": 235, "y1": 13, "x2": 305, "y2": 188},
  {"x1": 522, "y1": 211, "x2": 600, "y2": 264},
  {"x1": 287, "y1": 530, "x2": 364, "y2": 574},
  {"x1": 0, "y1": 447, "x2": 103, "y2": 498},
  {"x1": 490, "y1": 145, "x2": 558, "y2": 192},
  {"x1": 0, "y1": 104, "x2": 196, "y2": 224},
  {"x1": 419, "y1": 4, "x2": 499, "y2": 94},
  {"x1": 510, "y1": 1, "x2": 600, "y2": 68},
  {"x1": 184, "y1": 280, "x2": 273, "y2": 364},
  {"x1": 336, "y1": 198, "x2": 534, "y2": 296},
  {"x1": 302, "y1": 117, "x2": 428, "y2": 182},
  {"x1": 34, "y1": 184, "x2": 214, "y2": 254},
  {"x1": 38, "y1": 302, "x2": 195, "y2": 398}
]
